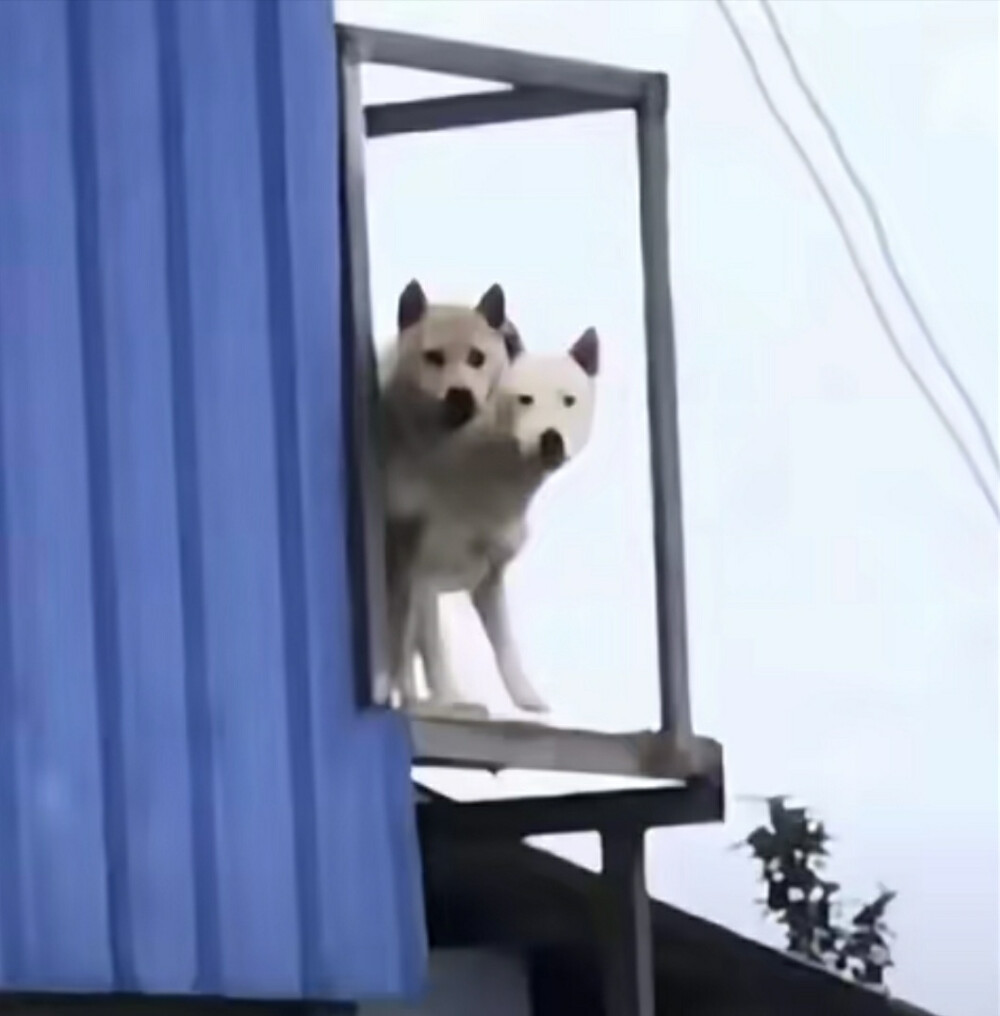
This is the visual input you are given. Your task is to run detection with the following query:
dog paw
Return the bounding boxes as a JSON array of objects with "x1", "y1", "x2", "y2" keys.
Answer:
[
  {"x1": 421, "y1": 693, "x2": 491, "y2": 720},
  {"x1": 398, "y1": 686, "x2": 423, "y2": 710},
  {"x1": 510, "y1": 688, "x2": 550, "y2": 714}
]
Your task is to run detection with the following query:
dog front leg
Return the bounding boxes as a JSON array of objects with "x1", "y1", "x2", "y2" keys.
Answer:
[
  {"x1": 415, "y1": 586, "x2": 489, "y2": 716},
  {"x1": 472, "y1": 567, "x2": 549, "y2": 714},
  {"x1": 386, "y1": 574, "x2": 423, "y2": 707},
  {"x1": 385, "y1": 517, "x2": 422, "y2": 706}
]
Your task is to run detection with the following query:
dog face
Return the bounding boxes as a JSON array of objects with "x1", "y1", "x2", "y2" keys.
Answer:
[
  {"x1": 392, "y1": 280, "x2": 523, "y2": 432},
  {"x1": 495, "y1": 328, "x2": 599, "y2": 471}
]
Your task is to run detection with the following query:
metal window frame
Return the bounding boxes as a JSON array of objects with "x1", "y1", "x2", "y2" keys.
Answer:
[{"x1": 336, "y1": 22, "x2": 693, "y2": 758}]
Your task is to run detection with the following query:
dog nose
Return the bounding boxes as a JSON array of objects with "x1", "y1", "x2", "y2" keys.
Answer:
[
  {"x1": 442, "y1": 386, "x2": 475, "y2": 429},
  {"x1": 539, "y1": 428, "x2": 566, "y2": 468}
]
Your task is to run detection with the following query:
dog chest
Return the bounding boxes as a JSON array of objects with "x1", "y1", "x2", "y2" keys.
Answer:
[{"x1": 415, "y1": 516, "x2": 524, "y2": 594}]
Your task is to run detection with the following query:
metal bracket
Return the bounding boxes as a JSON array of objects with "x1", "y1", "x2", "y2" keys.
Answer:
[
  {"x1": 600, "y1": 829, "x2": 655, "y2": 1016},
  {"x1": 418, "y1": 778, "x2": 724, "y2": 840},
  {"x1": 417, "y1": 777, "x2": 724, "y2": 1016}
]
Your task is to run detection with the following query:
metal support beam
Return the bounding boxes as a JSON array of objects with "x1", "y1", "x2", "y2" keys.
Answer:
[
  {"x1": 365, "y1": 87, "x2": 627, "y2": 139},
  {"x1": 336, "y1": 24, "x2": 654, "y2": 102},
  {"x1": 412, "y1": 716, "x2": 721, "y2": 780},
  {"x1": 418, "y1": 779, "x2": 723, "y2": 840},
  {"x1": 600, "y1": 830, "x2": 655, "y2": 1016},
  {"x1": 337, "y1": 43, "x2": 391, "y2": 708},
  {"x1": 635, "y1": 76, "x2": 692, "y2": 740}
]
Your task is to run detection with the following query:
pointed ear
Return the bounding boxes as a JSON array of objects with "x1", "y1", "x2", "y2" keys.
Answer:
[
  {"x1": 569, "y1": 327, "x2": 599, "y2": 377},
  {"x1": 397, "y1": 279, "x2": 427, "y2": 332},
  {"x1": 501, "y1": 319, "x2": 524, "y2": 361},
  {"x1": 475, "y1": 283, "x2": 506, "y2": 330}
]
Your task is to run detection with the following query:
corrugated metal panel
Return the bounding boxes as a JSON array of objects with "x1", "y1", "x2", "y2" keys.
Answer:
[{"x1": 0, "y1": 0, "x2": 426, "y2": 1001}]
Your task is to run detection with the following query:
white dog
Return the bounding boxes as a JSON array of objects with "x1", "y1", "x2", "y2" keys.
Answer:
[
  {"x1": 402, "y1": 328, "x2": 600, "y2": 715},
  {"x1": 378, "y1": 280, "x2": 522, "y2": 702}
]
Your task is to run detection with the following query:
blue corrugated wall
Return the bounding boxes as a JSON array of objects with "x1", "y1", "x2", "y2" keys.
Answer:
[{"x1": 0, "y1": 0, "x2": 426, "y2": 1001}]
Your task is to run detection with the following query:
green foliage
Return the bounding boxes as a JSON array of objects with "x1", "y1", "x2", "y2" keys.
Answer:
[{"x1": 742, "y1": 796, "x2": 896, "y2": 991}]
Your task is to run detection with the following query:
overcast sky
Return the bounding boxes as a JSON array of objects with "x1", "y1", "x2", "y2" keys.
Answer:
[{"x1": 336, "y1": 2, "x2": 998, "y2": 1013}]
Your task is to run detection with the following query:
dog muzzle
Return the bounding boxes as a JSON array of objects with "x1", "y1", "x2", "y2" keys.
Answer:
[
  {"x1": 538, "y1": 428, "x2": 567, "y2": 470},
  {"x1": 441, "y1": 386, "x2": 476, "y2": 430}
]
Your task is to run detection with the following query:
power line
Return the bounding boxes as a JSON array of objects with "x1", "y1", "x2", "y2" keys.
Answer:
[
  {"x1": 713, "y1": 0, "x2": 1000, "y2": 523},
  {"x1": 759, "y1": 0, "x2": 1000, "y2": 474}
]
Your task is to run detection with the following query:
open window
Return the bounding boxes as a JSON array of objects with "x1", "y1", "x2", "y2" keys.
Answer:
[{"x1": 336, "y1": 21, "x2": 721, "y2": 784}]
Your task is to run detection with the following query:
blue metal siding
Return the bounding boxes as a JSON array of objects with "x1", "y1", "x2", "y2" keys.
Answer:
[{"x1": 0, "y1": 0, "x2": 426, "y2": 1001}]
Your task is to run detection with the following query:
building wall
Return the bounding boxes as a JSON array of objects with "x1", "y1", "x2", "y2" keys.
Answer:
[
  {"x1": 361, "y1": 950, "x2": 532, "y2": 1016},
  {"x1": 0, "y1": 0, "x2": 424, "y2": 1001}
]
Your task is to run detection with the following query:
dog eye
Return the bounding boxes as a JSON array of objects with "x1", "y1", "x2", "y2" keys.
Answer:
[
  {"x1": 563, "y1": 395, "x2": 576, "y2": 408},
  {"x1": 467, "y1": 348, "x2": 486, "y2": 369},
  {"x1": 518, "y1": 395, "x2": 534, "y2": 406},
  {"x1": 423, "y1": 349, "x2": 445, "y2": 368}
]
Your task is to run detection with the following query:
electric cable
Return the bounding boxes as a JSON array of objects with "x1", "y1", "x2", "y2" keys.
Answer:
[
  {"x1": 714, "y1": 0, "x2": 1000, "y2": 522},
  {"x1": 760, "y1": 0, "x2": 1000, "y2": 474}
]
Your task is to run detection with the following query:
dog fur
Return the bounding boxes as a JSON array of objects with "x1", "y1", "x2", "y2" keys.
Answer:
[
  {"x1": 379, "y1": 280, "x2": 521, "y2": 516},
  {"x1": 378, "y1": 281, "x2": 522, "y2": 702},
  {"x1": 398, "y1": 328, "x2": 601, "y2": 715}
]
